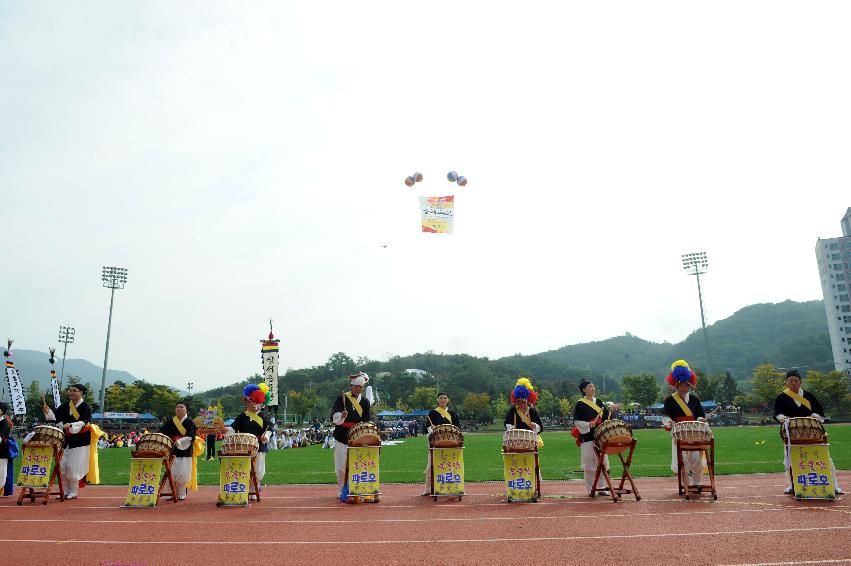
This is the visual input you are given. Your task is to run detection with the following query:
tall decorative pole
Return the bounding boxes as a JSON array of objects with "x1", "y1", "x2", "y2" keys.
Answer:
[
  {"x1": 261, "y1": 320, "x2": 281, "y2": 419},
  {"x1": 48, "y1": 348, "x2": 61, "y2": 408},
  {"x1": 3, "y1": 339, "x2": 26, "y2": 417}
]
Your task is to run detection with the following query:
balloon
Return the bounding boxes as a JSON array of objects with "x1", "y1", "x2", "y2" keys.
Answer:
[
  {"x1": 413, "y1": 172, "x2": 423, "y2": 182},
  {"x1": 405, "y1": 176, "x2": 415, "y2": 187},
  {"x1": 457, "y1": 176, "x2": 467, "y2": 186},
  {"x1": 447, "y1": 171, "x2": 458, "y2": 182}
]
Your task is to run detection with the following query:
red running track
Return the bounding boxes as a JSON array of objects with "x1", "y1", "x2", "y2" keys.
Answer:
[{"x1": 1, "y1": 472, "x2": 850, "y2": 566}]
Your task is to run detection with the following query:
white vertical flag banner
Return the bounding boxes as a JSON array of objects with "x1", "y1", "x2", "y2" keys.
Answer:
[
  {"x1": 261, "y1": 331, "x2": 280, "y2": 407},
  {"x1": 51, "y1": 372, "x2": 61, "y2": 408},
  {"x1": 5, "y1": 363, "x2": 26, "y2": 416}
]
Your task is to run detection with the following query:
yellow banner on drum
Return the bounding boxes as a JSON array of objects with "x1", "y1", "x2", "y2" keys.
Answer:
[
  {"x1": 219, "y1": 456, "x2": 251, "y2": 506},
  {"x1": 432, "y1": 447, "x2": 464, "y2": 496},
  {"x1": 792, "y1": 444, "x2": 835, "y2": 500},
  {"x1": 420, "y1": 196, "x2": 454, "y2": 234},
  {"x1": 503, "y1": 452, "x2": 536, "y2": 502},
  {"x1": 17, "y1": 445, "x2": 53, "y2": 488},
  {"x1": 348, "y1": 446, "x2": 380, "y2": 496},
  {"x1": 122, "y1": 458, "x2": 161, "y2": 508}
]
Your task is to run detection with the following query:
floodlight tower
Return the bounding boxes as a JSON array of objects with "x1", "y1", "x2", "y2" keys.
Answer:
[
  {"x1": 682, "y1": 252, "x2": 712, "y2": 375},
  {"x1": 57, "y1": 325, "x2": 75, "y2": 387},
  {"x1": 100, "y1": 266, "x2": 128, "y2": 412}
]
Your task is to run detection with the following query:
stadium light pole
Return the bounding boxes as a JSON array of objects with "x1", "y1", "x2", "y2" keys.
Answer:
[
  {"x1": 100, "y1": 266, "x2": 128, "y2": 413},
  {"x1": 682, "y1": 252, "x2": 711, "y2": 375},
  {"x1": 58, "y1": 325, "x2": 75, "y2": 388}
]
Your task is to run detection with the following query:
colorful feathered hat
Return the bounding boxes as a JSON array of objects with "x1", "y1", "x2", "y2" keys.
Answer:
[
  {"x1": 243, "y1": 382, "x2": 271, "y2": 406},
  {"x1": 510, "y1": 377, "x2": 538, "y2": 406},
  {"x1": 666, "y1": 359, "x2": 697, "y2": 388}
]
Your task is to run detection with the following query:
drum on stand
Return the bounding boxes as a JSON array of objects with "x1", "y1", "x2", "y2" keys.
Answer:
[
  {"x1": 347, "y1": 422, "x2": 381, "y2": 447},
  {"x1": 502, "y1": 429, "x2": 537, "y2": 453},
  {"x1": 429, "y1": 424, "x2": 463, "y2": 448},
  {"x1": 780, "y1": 417, "x2": 826, "y2": 444},
  {"x1": 135, "y1": 433, "x2": 174, "y2": 458},
  {"x1": 220, "y1": 433, "x2": 260, "y2": 456},
  {"x1": 29, "y1": 425, "x2": 65, "y2": 449}
]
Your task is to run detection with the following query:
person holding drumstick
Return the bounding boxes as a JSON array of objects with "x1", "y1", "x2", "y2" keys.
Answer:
[
  {"x1": 331, "y1": 372, "x2": 371, "y2": 499},
  {"x1": 42, "y1": 384, "x2": 92, "y2": 499},
  {"x1": 421, "y1": 392, "x2": 462, "y2": 495},
  {"x1": 229, "y1": 384, "x2": 272, "y2": 499},
  {"x1": 662, "y1": 360, "x2": 706, "y2": 492},
  {"x1": 774, "y1": 370, "x2": 843, "y2": 495},
  {"x1": 572, "y1": 379, "x2": 611, "y2": 495},
  {"x1": 504, "y1": 378, "x2": 543, "y2": 435},
  {"x1": 158, "y1": 402, "x2": 197, "y2": 500}
]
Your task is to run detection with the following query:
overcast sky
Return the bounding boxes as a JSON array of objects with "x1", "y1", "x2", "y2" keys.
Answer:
[{"x1": 2, "y1": 2, "x2": 849, "y2": 391}]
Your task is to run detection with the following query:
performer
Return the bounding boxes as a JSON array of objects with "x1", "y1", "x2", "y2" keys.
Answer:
[
  {"x1": 503, "y1": 378, "x2": 543, "y2": 434},
  {"x1": 774, "y1": 369, "x2": 844, "y2": 495},
  {"x1": 0, "y1": 402, "x2": 12, "y2": 495},
  {"x1": 572, "y1": 379, "x2": 611, "y2": 495},
  {"x1": 228, "y1": 384, "x2": 272, "y2": 499},
  {"x1": 662, "y1": 360, "x2": 705, "y2": 491},
  {"x1": 42, "y1": 384, "x2": 92, "y2": 499},
  {"x1": 158, "y1": 402, "x2": 197, "y2": 500},
  {"x1": 331, "y1": 372, "x2": 371, "y2": 497},
  {"x1": 422, "y1": 392, "x2": 461, "y2": 495}
]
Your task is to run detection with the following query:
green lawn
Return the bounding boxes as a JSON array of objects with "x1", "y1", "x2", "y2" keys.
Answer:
[{"x1": 13, "y1": 424, "x2": 851, "y2": 485}]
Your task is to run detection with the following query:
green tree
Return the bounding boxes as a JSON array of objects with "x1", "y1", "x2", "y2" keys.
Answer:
[
  {"x1": 287, "y1": 389, "x2": 320, "y2": 424},
  {"x1": 463, "y1": 392, "x2": 492, "y2": 424},
  {"x1": 805, "y1": 370, "x2": 850, "y2": 416},
  {"x1": 490, "y1": 393, "x2": 510, "y2": 423},
  {"x1": 25, "y1": 380, "x2": 42, "y2": 421},
  {"x1": 326, "y1": 352, "x2": 356, "y2": 377},
  {"x1": 557, "y1": 397, "x2": 573, "y2": 417},
  {"x1": 104, "y1": 381, "x2": 144, "y2": 413},
  {"x1": 751, "y1": 364, "x2": 785, "y2": 407},
  {"x1": 695, "y1": 372, "x2": 719, "y2": 401},
  {"x1": 407, "y1": 387, "x2": 438, "y2": 410},
  {"x1": 535, "y1": 388, "x2": 557, "y2": 417},
  {"x1": 148, "y1": 386, "x2": 183, "y2": 419},
  {"x1": 620, "y1": 373, "x2": 659, "y2": 406},
  {"x1": 715, "y1": 373, "x2": 740, "y2": 405}
]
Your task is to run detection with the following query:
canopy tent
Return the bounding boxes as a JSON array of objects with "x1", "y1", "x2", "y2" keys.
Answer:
[
  {"x1": 648, "y1": 403, "x2": 665, "y2": 410},
  {"x1": 701, "y1": 400, "x2": 718, "y2": 409},
  {"x1": 377, "y1": 410, "x2": 406, "y2": 417},
  {"x1": 91, "y1": 412, "x2": 159, "y2": 421},
  {"x1": 404, "y1": 410, "x2": 430, "y2": 417}
]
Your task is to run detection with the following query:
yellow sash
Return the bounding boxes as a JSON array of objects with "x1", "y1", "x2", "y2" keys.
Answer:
[
  {"x1": 516, "y1": 408, "x2": 533, "y2": 429},
  {"x1": 672, "y1": 392, "x2": 693, "y2": 417},
  {"x1": 245, "y1": 411, "x2": 264, "y2": 428},
  {"x1": 435, "y1": 407, "x2": 452, "y2": 424},
  {"x1": 189, "y1": 436, "x2": 205, "y2": 491},
  {"x1": 86, "y1": 424, "x2": 105, "y2": 485},
  {"x1": 578, "y1": 397, "x2": 604, "y2": 418},
  {"x1": 344, "y1": 393, "x2": 363, "y2": 417},
  {"x1": 783, "y1": 388, "x2": 812, "y2": 411},
  {"x1": 172, "y1": 416, "x2": 187, "y2": 436},
  {"x1": 69, "y1": 402, "x2": 80, "y2": 421}
]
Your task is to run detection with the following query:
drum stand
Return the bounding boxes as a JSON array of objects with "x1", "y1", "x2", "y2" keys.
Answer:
[
  {"x1": 133, "y1": 450, "x2": 178, "y2": 504},
  {"x1": 428, "y1": 446, "x2": 464, "y2": 502},
  {"x1": 676, "y1": 438, "x2": 717, "y2": 500},
  {"x1": 17, "y1": 443, "x2": 64, "y2": 506},
  {"x1": 591, "y1": 439, "x2": 640, "y2": 503}
]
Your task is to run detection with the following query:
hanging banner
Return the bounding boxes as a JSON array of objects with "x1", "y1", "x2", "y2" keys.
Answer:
[
  {"x1": 432, "y1": 447, "x2": 465, "y2": 496},
  {"x1": 218, "y1": 456, "x2": 251, "y2": 506},
  {"x1": 261, "y1": 334, "x2": 280, "y2": 407},
  {"x1": 122, "y1": 458, "x2": 161, "y2": 508},
  {"x1": 347, "y1": 446, "x2": 380, "y2": 496},
  {"x1": 792, "y1": 444, "x2": 835, "y2": 500},
  {"x1": 50, "y1": 371, "x2": 61, "y2": 409},
  {"x1": 503, "y1": 452, "x2": 536, "y2": 502},
  {"x1": 420, "y1": 195, "x2": 454, "y2": 234},
  {"x1": 5, "y1": 362, "x2": 26, "y2": 416},
  {"x1": 17, "y1": 445, "x2": 54, "y2": 488}
]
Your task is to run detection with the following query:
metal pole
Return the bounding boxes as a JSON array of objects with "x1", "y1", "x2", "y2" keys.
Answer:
[
  {"x1": 100, "y1": 286, "x2": 116, "y2": 412},
  {"x1": 695, "y1": 270, "x2": 712, "y2": 375},
  {"x1": 60, "y1": 340, "x2": 68, "y2": 388}
]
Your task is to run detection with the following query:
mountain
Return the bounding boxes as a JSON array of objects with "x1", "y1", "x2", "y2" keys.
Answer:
[
  {"x1": 2, "y1": 348, "x2": 137, "y2": 401},
  {"x1": 533, "y1": 300, "x2": 833, "y2": 379}
]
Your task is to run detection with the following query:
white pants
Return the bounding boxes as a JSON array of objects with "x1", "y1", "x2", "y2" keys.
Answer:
[
  {"x1": 0, "y1": 458, "x2": 7, "y2": 492},
  {"x1": 255, "y1": 452, "x2": 266, "y2": 483},
  {"x1": 334, "y1": 442, "x2": 348, "y2": 487},
  {"x1": 172, "y1": 456, "x2": 192, "y2": 490},
  {"x1": 783, "y1": 445, "x2": 842, "y2": 492},
  {"x1": 61, "y1": 445, "x2": 90, "y2": 496},
  {"x1": 671, "y1": 438, "x2": 703, "y2": 487},
  {"x1": 581, "y1": 441, "x2": 608, "y2": 493}
]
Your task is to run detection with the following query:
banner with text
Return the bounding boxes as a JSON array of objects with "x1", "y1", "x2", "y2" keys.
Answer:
[
  {"x1": 432, "y1": 447, "x2": 465, "y2": 496},
  {"x1": 261, "y1": 339, "x2": 280, "y2": 407},
  {"x1": 347, "y1": 446, "x2": 380, "y2": 496},
  {"x1": 122, "y1": 458, "x2": 162, "y2": 508},
  {"x1": 792, "y1": 444, "x2": 835, "y2": 500},
  {"x1": 219, "y1": 456, "x2": 251, "y2": 506},
  {"x1": 5, "y1": 363, "x2": 26, "y2": 416},
  {"x1": 503, "y1": 452, "x2": 537, "y2": 502},
  {"x1": 17, "y1": 445, "x2": 54, "y2": 488},
  {"x1": 420, "y1": 196, "x2": 454, "y2": 234}
]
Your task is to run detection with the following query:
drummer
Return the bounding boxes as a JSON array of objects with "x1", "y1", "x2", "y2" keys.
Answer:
[
  {"x1": 228, "y1": 385, "x2": 272, "y2": 499},
  {"x1": 158, "y1": 402, "x2": 197, "y2": 500},
  {"x1": 774, "y1": 370, "x2": 843, "y2": 495},
  {"x1": 422, "y1": 392, "x2": 461, "y2": 495},
  {"x1": 661, "y1": 360, "x2": 706, "y2": 492},
  {"x1": 504, "y1": 378, "x2": 543, "y2": 435},
  {"x1": 572, "y1": 379, "x2": 611, "y2": 495},
  {"x1": 331, "y1": 372, "x2": 371, "y2": 498},
  {"x1": 42, "y1": 384, "x2": 93, "y2": 500}
]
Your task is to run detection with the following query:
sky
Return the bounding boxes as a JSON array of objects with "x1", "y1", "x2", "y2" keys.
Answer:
[{"x1": 2, "y1": 2, "x2": 850, "y2": 391}]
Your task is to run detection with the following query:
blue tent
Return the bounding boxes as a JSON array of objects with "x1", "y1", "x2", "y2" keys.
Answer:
[
  {"x1": 92, "y1": 412, "x2": 159, "y2": 420},
  {"x1": 377, "y1": 410, "x2": 406, "y2": 417},
  {"x1": 404, "y1": 410, "x2": 430, "y2": 417},
  {"x1": 648, "y1": 403, "x2": 665, "y2": 410},
  {"x1": 700, "y1": 400, "x2": 718, "y2": 409}
]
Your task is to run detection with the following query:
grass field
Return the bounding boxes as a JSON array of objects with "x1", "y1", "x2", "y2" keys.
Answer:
[{"x1": 13, "y1": 424, "x2": 851, "y2": 485}]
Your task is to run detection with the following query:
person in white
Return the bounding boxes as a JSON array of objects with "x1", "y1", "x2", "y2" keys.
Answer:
[
  {"x1": 572, "y1": 380, "x2": 610, "y2": 495},
  {"x1": 42, "y1": 384, "x2": 92, "y2": 499},
  {"x1": 331, "y1": 372, "x2": 370, "y2": 496}
]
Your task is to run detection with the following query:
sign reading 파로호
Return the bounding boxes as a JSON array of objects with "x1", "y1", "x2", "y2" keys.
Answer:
[
  {"x1": 17, "y1": 445, "x2": 53, "y2": 488},
  {"x1": 219, "y1": 456, "x2": 251, "y2": 506},
  {"x1": 792, "y1": 444, "x2": 835, "y2": 500},
  {"x1": 432, "y1": 447, "x2": 465, "y2": 496},
  {"x1": 503, "y1": 452, "x2": 537, "y2": 502},
  {"x1": 347, "y1": 446, "x2": 380, "y2": 496},
  {"x1": 122, "y1": 458, "x2": 162, "y2": 508}
]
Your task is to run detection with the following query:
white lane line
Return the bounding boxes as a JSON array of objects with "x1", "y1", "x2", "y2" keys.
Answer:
[
  {"x1": 2, "y1": 525, "x2": 850, "y2": 545},
  {"x1": 717, "y1": 560, "x2": 851, "y2": 566}
]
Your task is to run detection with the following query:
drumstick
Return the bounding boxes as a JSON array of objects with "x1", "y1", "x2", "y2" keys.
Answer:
[{"x1": 41, "y1": 392, "x2": 47, "y2": 408}]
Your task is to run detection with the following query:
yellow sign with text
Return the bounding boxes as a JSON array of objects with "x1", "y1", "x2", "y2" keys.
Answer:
[
  {"x1": 503, "y1": 452, "x2": 537, "y2": 502},
  {"x1": 219, "y1": 456, "x2": 251, "y2": 506},
  {"x1": 17, "y1": 445, "x2": 54, "y2": 488},
  {"x1": 432, "y1": 447, "x2": 465, "y2": 496},
  {"x1": 792, "y1": 444, "x2": 835, "y2": 500},
  {"x1": 122, "y1": 458, "x2": 162, "y2": 508},
  {"x1": 347, "y1": 446, "x2": 380, "y2": 496}
]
